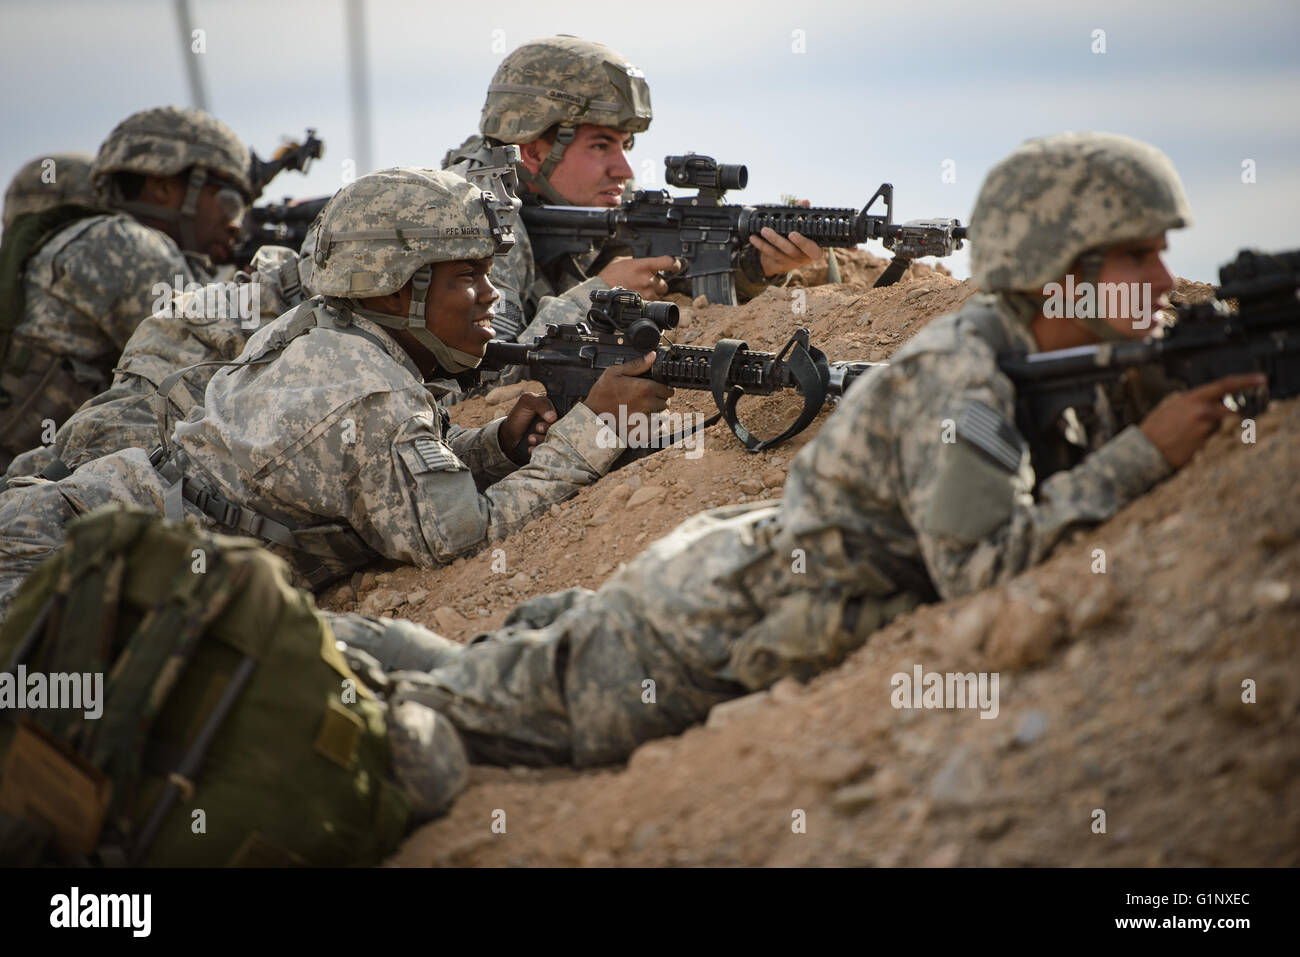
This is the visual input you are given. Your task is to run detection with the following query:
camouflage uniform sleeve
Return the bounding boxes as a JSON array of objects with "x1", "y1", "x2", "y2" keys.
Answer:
[
  {"x1": 389, "y1": 401, "x2": 622, "y2": 565},
  {"x1": 893, "y1": 347, "x2": 1171, "y2": 601},
  {"x1": 734, "y1": 244, "x2": 780, "y2": 303},
  {"x1": 443, "y1": 417, "x2": 517, "y2": 484}
]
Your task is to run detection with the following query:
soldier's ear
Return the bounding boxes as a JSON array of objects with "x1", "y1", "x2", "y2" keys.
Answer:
[
  {"x1": 139, "y1": 173, "x2": 186, "y2": 208},
  {"x1": 516, "y1": 138, "x2": 547, "y2": 174}
]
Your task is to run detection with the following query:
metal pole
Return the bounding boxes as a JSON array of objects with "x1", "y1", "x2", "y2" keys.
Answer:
[
  {"x1": 173, "y1": 0, "x2": 209, "y2": 111},
  {"x1": 346, "y1": 0, "x2": 374, "y2": 175}
]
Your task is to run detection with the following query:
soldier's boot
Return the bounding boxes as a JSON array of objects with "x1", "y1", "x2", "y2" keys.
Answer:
[
  {"x1": 385, "y1": 695, "x2": 470, "y2": 823},
  {"x1": 325, "y1": 612, "x2": 465, "y2": 672}
]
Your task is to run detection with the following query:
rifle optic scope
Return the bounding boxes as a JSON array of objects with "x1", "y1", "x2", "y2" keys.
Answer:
[
  {"x1": 664, "y1": 154, "x2": 748, "y2": 193},
  {"x1": 589, "y1": 288, "x2": 679, "y2": 351}
]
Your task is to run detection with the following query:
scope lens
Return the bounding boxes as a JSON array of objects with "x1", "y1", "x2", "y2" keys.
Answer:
[
  {"x1": 645, "y1": 301, "x2": 679, "y2": 329},
  {"x1": 718, "y1": 164, "x2": 748, "y2": 191}
]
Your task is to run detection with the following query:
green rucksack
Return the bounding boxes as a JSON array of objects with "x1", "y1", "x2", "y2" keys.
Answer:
[{"x1": 0, "y1": 506, "x2": 410, "y2": 865}]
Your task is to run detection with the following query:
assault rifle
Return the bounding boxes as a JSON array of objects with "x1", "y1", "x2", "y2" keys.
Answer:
[
  {"x1": 521, "y1": 152, "x2": 967, "y2": 306},
  {"x1": 247, "y1": 128, "x2": 325, "y2": 198},
  {"x1": 234, "y1": 195, "x2": 330, "y2": 265},
  {"x1": 1000, "y1": 247, "x2": 1300, "y2": 479},
  {"x1": 484, "y1": 287, "x2": 878, "y2": 457}
]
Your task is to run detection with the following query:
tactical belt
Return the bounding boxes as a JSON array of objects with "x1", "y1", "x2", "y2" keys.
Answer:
[{"x1": 152, "y1": 448, "x2": 295, "y2": 549}]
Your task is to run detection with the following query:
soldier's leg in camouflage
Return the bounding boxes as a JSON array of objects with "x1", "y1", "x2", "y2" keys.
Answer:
[
  {"x1": 0, "y1": 480, "x2": 106, "y2": 622},
  {"x1": 2, "y1": 445, "x2": 58, "y2": 486},
  {"x1": 392, "y1": 505, "x2": 786, "y2": 768},
  {"x1": 0, "y1": 449, "x2": 170, "y2": 624}
]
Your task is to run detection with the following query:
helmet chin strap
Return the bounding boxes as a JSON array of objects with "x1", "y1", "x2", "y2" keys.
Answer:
[
  {"x1": 349, "y1": 264, "x2": 483, "y2": 374},
  {"x1": 514, "y1": 126, "x2": 576, "y2": 206}
]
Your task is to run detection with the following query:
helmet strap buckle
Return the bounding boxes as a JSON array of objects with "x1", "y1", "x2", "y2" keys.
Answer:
[{"x1": 408, "y1": 264, "x2": 432, "y2": 328}]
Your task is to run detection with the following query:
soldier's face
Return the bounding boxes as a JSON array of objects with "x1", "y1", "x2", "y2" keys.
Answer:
[
  {"x1": 192, "y1": 179, "x2": 246, "y2": 264},
  {"x1": 521, "y1": 124, "x2": 634, "y2": 207},
  {"x1": 1094, "y1": 236, "x2": 1175, "y2": 339},
  {"x1": 425, "y1": 257, "x2": 500, "y2": 356}
]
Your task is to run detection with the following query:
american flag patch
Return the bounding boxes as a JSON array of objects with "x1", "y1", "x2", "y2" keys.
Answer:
[
  {"x1": 412, "y1": 437, "x2": 466, "y2": 473},
  {"x1": 956, "y1": 400, "x2": 1025, "y2": 473}
]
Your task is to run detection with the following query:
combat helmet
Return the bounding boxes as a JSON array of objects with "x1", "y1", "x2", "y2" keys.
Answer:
[
  {"x1": 309, "y1": 167, "x2": 513, "y2": 372},
  {"x1": 3, "y1": 153, "x2": 99, "y2": 232},
  {"x1": 92, "y1": 106, "x2": 252, "y2": 254},
  {"x1": 479, "y1": 35, "x2": 651, "y2": 204},
  {"x1": 970, "y1": 132, "x2": 1191, "y2": 297}
]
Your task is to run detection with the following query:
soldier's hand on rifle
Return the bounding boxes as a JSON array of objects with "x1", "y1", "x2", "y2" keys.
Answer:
[
  {"x1": 598, "y1": 255, "x2": 681, "y2": 300},
  {"x1": 583, "y1": 351, "x2": 675, "y2": 422},
  {"x1": 500, "y1": 392, "x2": 558, "y2": 455},
  {"x1": 1138, "y1": 372, "x2": 1266, "y2": 469},
  {"x1": 749, "y1": 228, "x2": 824, "y2": 277},
  {"x1": 749, "y1": 199, "x2": 825, "y2": 276}
]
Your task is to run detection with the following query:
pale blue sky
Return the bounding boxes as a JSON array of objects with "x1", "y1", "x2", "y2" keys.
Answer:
[{"x1": 2, "y1": 0, "x2": 1297, "y2": 282}]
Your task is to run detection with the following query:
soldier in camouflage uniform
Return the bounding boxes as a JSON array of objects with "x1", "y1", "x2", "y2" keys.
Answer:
[
  {"x1": 442, "y1": 35, "x2": 824, "y2": 351},
  {"x1": 0, "y1": 107, "x2": 252, "y2": 469},
  {"x1": 388, "y1": 132, "x2": 1265, "y2": 769},
  {"x1": 0, "y1": 168, "x2": 672, "y2": 621},
  {"x1": 1, "y1": 153, "x2": 99, "y2": 233},
  {"x1": 2, "y1": 244, "x2": 306, "y2": 483}
]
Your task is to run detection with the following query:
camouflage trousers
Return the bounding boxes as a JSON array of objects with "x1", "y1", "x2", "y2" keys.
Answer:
[
  {"x1": 393, "y1": 502, "x2": 919, "y2": 768},
  {"x1": 3, "y1": 383, "x2": 163, "y2": 484}
]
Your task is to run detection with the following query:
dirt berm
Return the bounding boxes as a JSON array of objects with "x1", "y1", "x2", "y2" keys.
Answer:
[{"x1": 318, "y1": 250, "x2": 1298, "y2": 866}]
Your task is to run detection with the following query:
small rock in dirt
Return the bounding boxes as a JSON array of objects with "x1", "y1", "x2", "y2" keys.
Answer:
[
  {"x1": 941, "y1": 592, "x2": 998, "y2": 656},
  {"x1": 976, "y1": 812, "x2": 1015, "y2": 841},
  {"x1": 706, "y1": 691, "x2": 770, "y2": 729},
  {"x1": 1067, "y1": 576, "x2": 1121, "y2": 635},
  {"x1": 904, "y1": 287, "x2": 932, "y2": 303},
  {"x1": 477, "y1": 607, "x2": 490, "y2": 617},
  {"x1": 430, "y1": 605, "x2": 469, "y2": 634},
  {"x1": 985, "y1": 593, "x2": 1064, "y2": 670},
  {"x1": 760, "y1": 468, "x2": 785, "y2": 489},
  {"x1": 407, "y1": 588, "x2": 429, "y2": 605},
  {"x1": 508, "y1": 573, "x2": 530, "y2": 587},
  {"x1": 1012, "y1": 709, "x2": 1050, "y2": 748},
  {"x1": 627, "y1": 486, "x2": 667, "y2": 508},
  {"x1": 769, "y1": 677, "x2": 804, "y2": 703},
  {"x1": 1252, "y1": 580, "x2": 1293, "y2": 608},
  {"x1": 360, "y1": 571, "x2": 377, "y2": 592},
  {"x1": 692, "y1": 294, "x2": 709, "y2": 309},
  {"x1": 1064, "y1": 642, "x2": 1090, "y2": 671},
  {"x1": 830, "y1": 781, "x2": 880, "y2": 814},
  {"x1": 929, "y1": 746, "x2": 989, "y2": 809},
  {"x1": 361, "y1": 588, "x2": 404, "y2": 616},
  {"x1": 738, "y1": 478, "x2": 764, "y2": 496}
]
